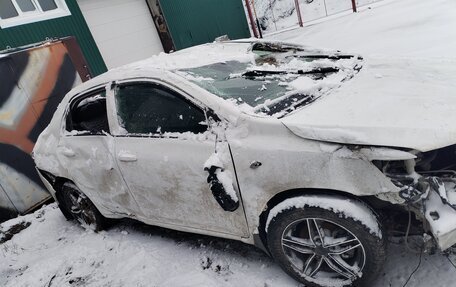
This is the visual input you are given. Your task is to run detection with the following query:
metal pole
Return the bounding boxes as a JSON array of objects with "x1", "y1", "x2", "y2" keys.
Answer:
[
  {"x1": 323, "y1": 0, "x2": 328, "y2": 17},
  {"x1": 269, "y1": 0, "x2": 278, "y2": 31},
  {"x1": 351, "y1": 0, "x2": 358, "y2": 12},
  {"x1": 251, "y1": 0, "x2": 263, "y2": 38},
  {"x1": 244, "y1": 0, "x2": 260, "y2": 38},
  {"x1": 295, "y1": 0, "x2": 303, "y2": 27}
]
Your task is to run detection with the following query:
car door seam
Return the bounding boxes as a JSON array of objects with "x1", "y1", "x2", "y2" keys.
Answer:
[{"x1": 228, "y1": 143, "x2": 251, "y2": 238}]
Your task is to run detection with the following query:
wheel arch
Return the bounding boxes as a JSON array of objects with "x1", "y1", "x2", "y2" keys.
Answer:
[
  {"x1": 255, "y1": 188, "x2": 382, "y2": 255},
  {"x1": 39, "y1": 169, "x2": 115, "y2": 218},
  {"x1": 37, "y1": 169, "x2": 75, "y2": 220}
]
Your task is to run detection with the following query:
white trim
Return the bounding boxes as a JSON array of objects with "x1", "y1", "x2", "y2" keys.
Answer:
[{"x1": 0, "y1": 0, "x2": 71, "y2": 28}]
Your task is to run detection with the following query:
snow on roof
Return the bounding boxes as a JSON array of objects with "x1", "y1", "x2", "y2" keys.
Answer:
[
  {"x1": 112, "y1": 41, "x2": 255, "y2": 73},
  {"x1": 78, "y1": 39, "x2": 331, "y2": 88},
  {"x1": 69, "y1": 41, "x2": 256, "y2": 95}
]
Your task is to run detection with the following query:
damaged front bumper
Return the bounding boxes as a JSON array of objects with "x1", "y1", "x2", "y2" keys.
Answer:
[
  {"x1": 392, "y1": 169, "x2": 456, "y2": 250},
  {"x1": 422, "y1": 173, "x2": 456, "y2": 250}
]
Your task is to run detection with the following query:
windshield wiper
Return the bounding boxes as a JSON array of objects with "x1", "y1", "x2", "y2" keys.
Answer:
[
  {"x1": 251, "y1": 42, "x2": 304, "y2": 53},
  {"x1": 290, "y1": 54, "x2": 363, "y2": 60},
  {"x1": 259, "y1": 93, "x2": 318, "y2": 116},
  {"x1": 242, "y1": 67, "x2": 339, "y2": 79}
]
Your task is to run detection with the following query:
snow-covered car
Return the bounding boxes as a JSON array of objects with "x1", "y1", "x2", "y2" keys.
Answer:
[{"x1": 33, "y1": 40, "x2": 456, "y2": 287}]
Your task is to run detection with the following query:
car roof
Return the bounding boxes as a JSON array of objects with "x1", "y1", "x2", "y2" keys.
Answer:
[
  {"x1": 70, "y1": 41, "x2": 256, "y2": 94},
  {"x1": 70, "y1": 39, "x2": 326, "y2": 96}
]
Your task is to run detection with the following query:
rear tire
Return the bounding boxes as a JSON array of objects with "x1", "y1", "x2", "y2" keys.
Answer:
[
  {"x1": 266, "y1": 196, "x2": 386, "y2": 287},
  {"x1": 60, "y1": 182, "x2": 108, "y2": 232}
]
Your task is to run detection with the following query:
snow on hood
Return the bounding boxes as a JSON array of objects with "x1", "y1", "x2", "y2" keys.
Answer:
[{"x1": 281, "y1": 57, "x2": 456, "y2": 152}]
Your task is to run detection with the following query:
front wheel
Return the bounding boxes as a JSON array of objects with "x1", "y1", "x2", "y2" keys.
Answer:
[
  {"x1": 60, "y1": 182, "x2": 108, "y2": 232},
  {"x1": 266, "y1": 196, "x2": 386, "y2": 287}
]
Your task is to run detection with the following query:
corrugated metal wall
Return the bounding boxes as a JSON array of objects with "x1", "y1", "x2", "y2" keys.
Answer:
[
  {"x1": 0, "y1": 0, "x2": 107, "y2": 76},
  {"x1": 159, "y1": 0, "x2": 250, "y2": 50}
]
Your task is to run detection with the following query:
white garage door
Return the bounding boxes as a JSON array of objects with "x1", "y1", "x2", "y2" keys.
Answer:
[{"x1": 77, "y1": 0, "x2": 164, "y2": 69}]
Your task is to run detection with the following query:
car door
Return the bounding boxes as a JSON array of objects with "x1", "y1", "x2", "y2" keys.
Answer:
[
  {"x1": 108, "y1": 80, "x2": 249, "y2": 237},
  {"x1": 57, "y1": 86, "x2": 140, "y2": 217}
]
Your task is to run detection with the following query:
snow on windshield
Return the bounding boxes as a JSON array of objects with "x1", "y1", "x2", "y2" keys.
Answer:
[{"x1": 177, "y1": 44, "x2": 363, "y2": 117}]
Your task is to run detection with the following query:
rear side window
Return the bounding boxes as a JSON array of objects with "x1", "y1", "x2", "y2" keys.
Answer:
[
  {"x1": 114, "y1": 83, "x2": 207, "y2": 135},
  {"x1": 66, "y1": 89, "x2": 109, "y2": 134}
]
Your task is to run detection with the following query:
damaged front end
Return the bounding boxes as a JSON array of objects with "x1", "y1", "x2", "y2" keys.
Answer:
[{"x1": 374, "y1": 145, "x2": 456, "y2": 250}]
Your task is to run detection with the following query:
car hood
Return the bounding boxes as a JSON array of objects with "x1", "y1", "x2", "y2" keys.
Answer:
[{"x1": 281, "y1": 57, "x2": 456, "y2": 152}]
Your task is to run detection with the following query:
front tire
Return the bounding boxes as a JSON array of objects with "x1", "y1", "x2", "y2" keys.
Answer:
[
  {"x1": 266, "y1": 196, "x2": 386, "y2": 287},
  {"x1": 60, "y1": 182, "x2": 108, "y2": 232}
]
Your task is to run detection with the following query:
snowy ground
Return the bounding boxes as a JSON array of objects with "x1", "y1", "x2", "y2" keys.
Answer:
[
  {"x1": 2, "y1": 204, "x2": 456, "y2": 287},
  {"x1": 272, "y1": 0, "x2": 456, "y2": 57},
  {"x1": 255, "y1": 0, "x2": 383, "y2": 33},
  {"x1": 3, "y1": 0, "x2": 456, "y2": 286}
]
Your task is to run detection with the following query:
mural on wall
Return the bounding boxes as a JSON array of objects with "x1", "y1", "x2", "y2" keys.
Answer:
[{"x1": 0, "y1": 39, "x2": 88, "y2": 221}]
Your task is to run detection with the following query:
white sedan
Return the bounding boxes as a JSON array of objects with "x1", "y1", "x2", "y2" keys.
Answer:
[{"x1": 33, "y1": 40, "x2": 456, "y2": 287}]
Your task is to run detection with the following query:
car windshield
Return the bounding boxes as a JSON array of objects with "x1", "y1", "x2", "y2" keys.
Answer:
[{"x1": 177, "y1": 43, "x2": 363, "y2": 117}]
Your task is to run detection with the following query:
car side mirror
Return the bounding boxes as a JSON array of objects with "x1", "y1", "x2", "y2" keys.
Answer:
[
  {"x1": 204, "y1": 165, "x2": 239, "y2": 212},
  {"x1": 206, "y1": 109, "x2": 221, "y2": 124}
]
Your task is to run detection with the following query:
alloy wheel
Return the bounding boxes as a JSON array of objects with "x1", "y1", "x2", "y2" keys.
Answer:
[
  {"x1": 281, "y1": 217, "x2": 366, "y2": 286},
  {"x1": 68, "y1": 190, "x2": 97, "y2": 228}
]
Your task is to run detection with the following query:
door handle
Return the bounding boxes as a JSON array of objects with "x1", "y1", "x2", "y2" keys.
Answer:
[
  {"x1": 118, "y1": 151, "x2": 137, "y2": 162},
  {"x1": 61, "y1": 147, "x2": 75, "y2": 157}
]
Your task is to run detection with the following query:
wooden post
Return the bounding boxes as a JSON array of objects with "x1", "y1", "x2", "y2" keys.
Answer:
[
  {"x1": 244, "y1": 0, "x2": 260, "y2": 38},
  {"x1": 351, "y1": 0, "x2": 358, "y2": 13},
  {"x1": 295, "y1": 0, "x2": 303, "y2": 27}
]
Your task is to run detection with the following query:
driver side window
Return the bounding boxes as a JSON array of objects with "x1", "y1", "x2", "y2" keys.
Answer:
[{"x1": 114, "y1": 82, "x2": 207, "y2": 135}]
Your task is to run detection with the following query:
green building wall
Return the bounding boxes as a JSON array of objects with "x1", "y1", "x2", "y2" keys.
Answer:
[
  {"x1": 159, "y1": 0, "x2": 251, "y2": 50},
  {"x1": 0, "y1": 0, "x2": 107, "y2": 76}
]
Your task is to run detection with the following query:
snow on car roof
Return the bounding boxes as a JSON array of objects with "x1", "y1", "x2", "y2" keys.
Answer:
[
  {"x1": 72, "y1": 39, "x2": 348, "y2": 90},
  {"x1": 111, "y1": 41, "x2": 255, "y2": 76},
  {"x1": 68, "y1": 41, "x2": 256, "y2": 95},
  {"x1": 68, "y1": 40, "x2": 361, "y2": 119}
]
